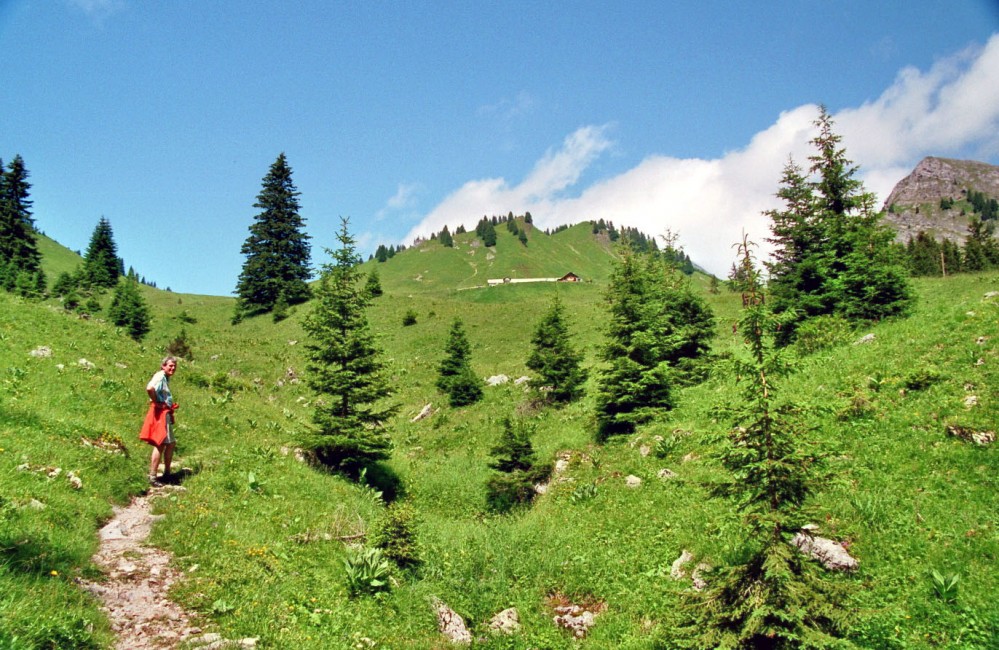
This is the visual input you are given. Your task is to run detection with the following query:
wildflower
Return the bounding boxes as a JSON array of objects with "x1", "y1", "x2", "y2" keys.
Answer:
[{"x1": 50, "y1": 570, "x2": 59, "y2": 576}]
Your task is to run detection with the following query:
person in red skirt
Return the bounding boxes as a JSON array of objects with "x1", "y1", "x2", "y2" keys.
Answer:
[{"x1": 139, "y1": 356, "x2": 179, "y2": 486}]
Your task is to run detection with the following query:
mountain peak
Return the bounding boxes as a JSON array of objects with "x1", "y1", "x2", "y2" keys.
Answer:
[{"x1": 882, "y1": 157, "x2": 999, "y2": 243}]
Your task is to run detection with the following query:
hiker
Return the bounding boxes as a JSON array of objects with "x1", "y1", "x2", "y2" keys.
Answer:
[{"x1": 139, "y1": 356, "x2": 179, "y2": 486}]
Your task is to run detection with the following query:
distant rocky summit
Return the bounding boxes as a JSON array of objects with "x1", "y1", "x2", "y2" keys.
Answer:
[{"x1": 882, "y1": 157, "x2": 999, "y2": 244}]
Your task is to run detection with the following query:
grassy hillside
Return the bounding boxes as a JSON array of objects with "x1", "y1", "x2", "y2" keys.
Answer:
[
  {"x1": 1, "y1": 235, "x2": 997, "y2": 648},
  {"x1": 376, "y1": 221, "x2": 620, "y2": 295}
]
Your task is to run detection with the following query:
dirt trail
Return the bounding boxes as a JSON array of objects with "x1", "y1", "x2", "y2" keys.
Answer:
[{"x1": 80, "y1": 484, "x2": 232, "y2": 650}]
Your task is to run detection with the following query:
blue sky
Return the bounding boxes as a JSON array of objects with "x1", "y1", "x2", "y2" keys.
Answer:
[{"x1": 2, "y1": 1, "x2": 998, "y2": 296}]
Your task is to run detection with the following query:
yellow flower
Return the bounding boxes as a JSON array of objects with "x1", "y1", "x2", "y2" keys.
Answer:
[{"x1": 50, "y1": 570, "x2": 59, "y2": 576}]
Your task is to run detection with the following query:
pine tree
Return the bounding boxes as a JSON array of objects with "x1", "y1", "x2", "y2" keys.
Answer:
[
  {"x1": 107, "y1": 276, "x2": 152, "y2": 342},
  {"x1": 963, "y1": 218, "x2": 996, "y2": 272},
  {"x1": 364, "y1": 267, "x2": 383, "y2": 298},
  {"x1": 436, "y1": 318, "x2": 483, "y2": 407},
  {"x1": 526, "y1": 294, "x2": 587, "y2": 404},
  {"x1": 593, "y1": 250, "x2": 673, "y2": 440},
  {"x1": 234, "y1": 153, "x2": 312, "y2": 319},
  {"x1": 765, "y1": 108, "x2": 912, "y2": 340},
  {"x1": 683, "y1": 236, "x2": 848, "y2": 648},
  {"x1": 485, "y1": 418, "x2": 551, "y2": 512},
  {"x1": 0, "y1": 155, "x2": 42, "y2": 290},
  {"x1": 82, "y1": 217, "x2": 123, "y2": 289},
  {"x1": 438, "y1": 225, "x2": 454, "y2": 248},
  {"x1": 301, "y1": 217, "x2": 397, "y2": 472}
]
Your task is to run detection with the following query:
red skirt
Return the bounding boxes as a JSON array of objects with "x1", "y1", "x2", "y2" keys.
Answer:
[{"x1": 138, "y1": 403, "x2": 171, "y2": 446}]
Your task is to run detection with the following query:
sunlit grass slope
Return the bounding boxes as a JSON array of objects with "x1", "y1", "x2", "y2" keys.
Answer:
[{"x1": 1, "y1": 231, "x2": 997, "y2": 648}]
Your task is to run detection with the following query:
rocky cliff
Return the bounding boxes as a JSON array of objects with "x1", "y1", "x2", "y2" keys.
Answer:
[{"x1": 882, "y1": 157, "x2": 999, "y2": 243}]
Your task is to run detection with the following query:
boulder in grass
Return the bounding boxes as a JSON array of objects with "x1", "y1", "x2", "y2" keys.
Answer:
[
  {"x1": 488, "y1": 608, "x2": 521, "y2": 635},
  {"x1": 433, "y1": 599, "x2": 471, "y2": 645},
  {"x1": 946, "y1": 424, "x2": 995, "y2": 446},
  {"x1": 791, "y1": 529, "x2": 858, "y2": 572}
]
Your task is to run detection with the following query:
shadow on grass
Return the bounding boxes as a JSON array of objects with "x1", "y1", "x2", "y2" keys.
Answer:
[{"x1": 358, "y1": 462, "x2": 404, "y2": 503}]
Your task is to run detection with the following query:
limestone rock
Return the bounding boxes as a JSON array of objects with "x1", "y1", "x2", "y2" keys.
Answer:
[
  {"x1": 670, "y1": 549, "x2": 694, "y2": 580},
  {"x1": 486, "y1": 374, "x2": 510, "y2": 386},
  {"x1": 433, "y1": 599, "x2": 471, "y2": 645},
  {"x1": 625, "y1": 475, "x2": 642, "y2": 488},
  {"x1": 791, "y1": 531, "x2": 859, "y2": 572},
  {"x1": 946, "y1": 424, "x2": 995, "y2": 446},
  {"x1": 29, "y1": 345, "x2": 52, "y2": 358},
  {"x1": 411, "y1": 403, "x2": 434, "y2": 422},
  {"x1": 488, "y1": 607, "x2": 521, "y2": 635}
]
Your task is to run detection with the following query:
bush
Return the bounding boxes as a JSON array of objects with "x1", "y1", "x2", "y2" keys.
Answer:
[
  {"x1": 402, "y1": 309, "x2": 417, "y2": 326},
  {"x1": 792, "y1": 315, "x2": 853, "y2": 355},
  {"x1": 370, "y1": 502, "x2": 421, "y2": 570},
  {"x1": 166, "y1": 328, "x2": 194, "y2": 360}
]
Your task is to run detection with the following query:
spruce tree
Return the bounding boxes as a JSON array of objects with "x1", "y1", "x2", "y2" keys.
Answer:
[
  {"x1": 82, "y1": 217, "x2": 123, "y2": 289},
  {"x1": 364, "y1": 267, "x2": 383, "y2": 298},
  {"x1": 438, "y1": 225, "x2": 454, "y2": 248},
  {"x1": 683, "y1": 236, "x2": 847, "y2": 648},
  {"x1": 107, "y1": 275, "x2": 152, "y2": 342},
  {"x1": 526, "y1": 294, "x2": 587, "y2": 404},
  {"x1": 436, "y1": 318, "x2": 483, "y2": 407},
  {"x1": 301, "y1": 217, "x2": 397, "y2": 472},
  {"x1": 593, "y1": 250, "x2": 673, "y2": 440},
  {"x1": 234, "y1": 153, "x2": 312, "y2": 319},
  {"x1": 485, "y1": 418, "x2": 551, "y2": 512},
  {"x1": 765, "y1": 108, "x2": 912, "y2": 340},
  {"x1": 0, "y1": 155, "x2": 42, "y2": 290}
]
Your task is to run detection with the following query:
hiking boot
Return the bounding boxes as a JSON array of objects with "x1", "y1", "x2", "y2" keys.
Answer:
[{"x1": 149, "y1": 475, "x2": 164, "y2": 488}]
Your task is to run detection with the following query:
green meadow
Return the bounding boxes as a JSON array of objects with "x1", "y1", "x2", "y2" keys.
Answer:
[{"x1": 1, "y1": 223, "x2": 997, "y2": 648}]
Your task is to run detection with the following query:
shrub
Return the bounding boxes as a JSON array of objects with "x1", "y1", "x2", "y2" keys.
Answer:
[
  {"x1": 792, "y1": 314, "x2": 853, "y2": 355},
  {"x1": 370, "y1": 502, "x2": 422, "y2": 570},
  {"x1": 166, "y1": 328, "x2": 194, "y2": 360},
  {"x1": 402, "y1": 309, "x2": 417, "y2": 326}
]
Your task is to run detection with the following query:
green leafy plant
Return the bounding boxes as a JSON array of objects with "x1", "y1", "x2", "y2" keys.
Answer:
[
  {"x1": 930, "y1": 570, "x2": 960, "y2": 604},
  {"x1": 343, "y1": 546, "x2": 392, "y2": 597},
  {"x1": 569, "y1": 482, "x2": 598, "y2": 503}
]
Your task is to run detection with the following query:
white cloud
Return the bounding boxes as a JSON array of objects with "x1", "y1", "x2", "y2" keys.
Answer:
[
  {"x1": 404, "y1": 35, "x2": 999, "y2": 278},
  {"x1": 68, "y1": 0, "x2": 126, "y2": 20},
  {"x1": 478, "y1": 91, "x2": 537, "y2": 121}
]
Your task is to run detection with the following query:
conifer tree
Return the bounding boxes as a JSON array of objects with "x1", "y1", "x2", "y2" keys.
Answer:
[
  {"x1": 963, "y1": 218, "x2": 999, "y2": 272},
  {"x1": 438, "y1": 225, "x2": 454, "y2": 248},
  {"x1": 436, "y1": 318, "x2": 483, "y2": 407},
  {"x1": 485, "y1": 418, "x2": 551, "y2": 512},
  {"x1": 0, "y1": 155, "x2": 42, "y2": 290},
  {"x1": 526, "y1": 294, "x2": 587, "y2": 404},
  {"x1": 234, "y1": 153, "x2": 312, "y2": 319},
  {"x1": 364, "y1": 267, "x2": 383, "y2": 298},
  {"x1": 765, "y1": 108, "x2": 912, "y2": 340},
  {"x1": 107, "y1": 275, "x2": 152, "y2": 341},
  {"x1": 302, "y1": 217, "x2": 397, "y2": 472},
  {"x1": 593, "y1": 250, "x2": 673, "y2": 440},
  {"x1": 683, "y1": 236, "x2": 847, "y2": 648},
  {"x1": 82, "y1": 217, "x2": 123, "y2": 289}
]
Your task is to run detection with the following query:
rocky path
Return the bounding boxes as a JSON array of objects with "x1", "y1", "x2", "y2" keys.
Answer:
[{"x1": 80, "y1": 485, "x2": 253, "y2": 650}]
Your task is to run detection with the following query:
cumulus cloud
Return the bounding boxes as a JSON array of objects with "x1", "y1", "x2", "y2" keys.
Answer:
[
  {"x1": 375, "y1": 182, "x2": 421, "y2": 221},
  {"x1": 403, "y1": 35, "x2": 999, "y2": 277}
]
